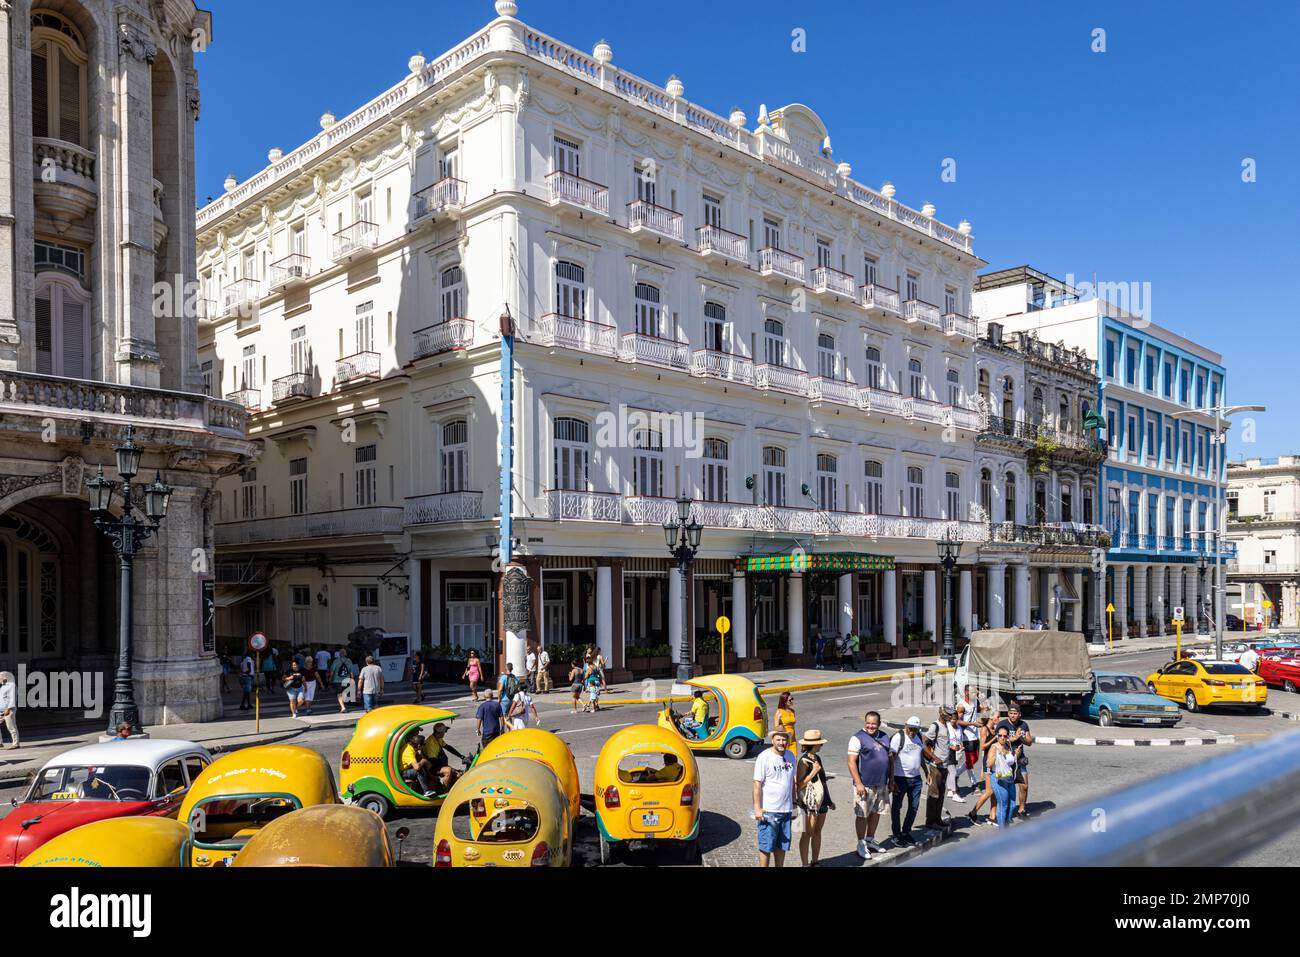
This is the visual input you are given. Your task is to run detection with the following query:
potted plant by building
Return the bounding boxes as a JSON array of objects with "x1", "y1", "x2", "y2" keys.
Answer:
[
  {"x1": 915, "y1": 629, "x2": 935, "y2": 655},
  {"x1": 648, "y1": 644, "x2": 673, "y2": 675}
]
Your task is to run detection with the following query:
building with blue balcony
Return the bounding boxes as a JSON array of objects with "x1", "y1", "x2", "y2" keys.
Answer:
[{"x1": 976, "y1": 267, "x2": 1232, "y2": 640}]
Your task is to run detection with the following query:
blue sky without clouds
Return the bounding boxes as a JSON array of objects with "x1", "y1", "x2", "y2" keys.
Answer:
[{"x1": 193, "y1": 0, "x2": 1300, "y2": 459}]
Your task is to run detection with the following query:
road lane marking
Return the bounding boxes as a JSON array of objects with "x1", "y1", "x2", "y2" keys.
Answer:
[{"x1": 552, "y1": 722, "x2": 634, "y2": 735}]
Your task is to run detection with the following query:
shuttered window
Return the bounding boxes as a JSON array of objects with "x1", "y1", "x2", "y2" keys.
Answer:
[
  {"x1": 31, "y1": 17, "x2": 87, "y2": 148},
  {"x1": 32, "y1": 51, "x2": 50, "y2": 139},
  {"x1": 34, "y1": 281, "x2": 88, "y2": 378},
  {"x1": 58, "y1": 49, "x2": 81, "y2": 144}
]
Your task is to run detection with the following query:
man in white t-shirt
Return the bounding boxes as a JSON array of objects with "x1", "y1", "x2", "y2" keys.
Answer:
[
  {"x1": 954, "y1": 685, "x2": 982, "y2": 793},
  {"x1": 537, "y1": 647, "x2": 552, "y2": 694},
  {"x1": 358, "y1": 656, "x2": 385, "y2": 712},
  {"x1": 752, "y1": 729, "x2": 796, "y2": 867},
  {"x1": 1240, "y1": 647, "x2": 1260, "y2": 673},
  {"x1": 889, "y1": 716, "x2": 936, "y2": 846},
  {"x1": 314, "y1": 648, "x2": 331, "y2": 673},
  {"x1": 507, "y1": 687, "x2": 540, "y2": 731},
  {"x1": 525, "y1": 648, "x2": 539, "y2": 693}
]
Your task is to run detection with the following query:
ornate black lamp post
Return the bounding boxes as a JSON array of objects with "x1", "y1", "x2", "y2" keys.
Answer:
[
  {"x1": 663, "y1": 493, "x2": 703, "y2": 682},
  {"x1": 937, "y1": 527, "x2": 962, "y2": 659},
  {"x1": 1196, "y1": 553, "x2": 1208, "y2": 638},
  {"x1": 86, "y1": 425, "x2": 173, "y2": 736}
]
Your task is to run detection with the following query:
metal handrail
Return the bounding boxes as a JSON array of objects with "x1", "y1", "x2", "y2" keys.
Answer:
[{"x1": 909, "y1": 726, "x2": 1300, "y2": 867}]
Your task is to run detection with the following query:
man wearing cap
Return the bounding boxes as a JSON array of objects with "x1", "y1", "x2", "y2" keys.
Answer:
[
  {"x1": 752, "y1": 728, "x2": 796, "y2": 867},
  {"x1": 923, "y1": 706, "x2": 956, "y2": 831},
  {"x1": 889, "y1": 716, "x2": 937, "y2": 847}
]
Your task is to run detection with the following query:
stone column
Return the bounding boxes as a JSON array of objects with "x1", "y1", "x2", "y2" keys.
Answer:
[
  {"x1": 1168, "y1": 565, "x2": 1184, "y2": 625},
  {"x1": 788, "y1": 573, "x2": 804, "y2": 655},
  {"x1": 882, "y1": 569, "x2": 898, "y2": 646},
  {"x1": 1013, "y1": 564, "x2": 1031, "y2": 629},
  {"x1": 986, "y1": 562, "x2": 1006, "y2": 628},
  {"x1": 959, "y1": 569, "x2": 973, "y2": 639},
  {"x1": 0, "y1": 0, "x2": 18, "y2": 366},
  {"x1": 1151, "y1": 567, "x2": 1166, "y2": 636},
  {"x1": 1133, "y1": 566, "x2": 1149, "y2": 638},
  {"x1": 1044, "y1": 569, "x2": 1059, "y2": 627},
  {"x1": 1185, "y1": 569, "x2": 1200, "y2": 636},
  {"x1": 408, "y1": 557, "x2": 423, "y2": 648},
  {"x1": 596, "y1": 564, "x2": 614, "y2": 666},
  {"x1": 838, "y1": 573, "x2": 854, "y2": 639},
  {"x1": 923, "y1": 569, "x2": 937, "y2": 639},
  {"x1": 731, "y1": 570, "x2": 748, "y2": 658},
  {"x1": 668, "y1": 565, "x2": 684, "y2": 665},
  {"x1": 1112, "y1": 564, "x2": 1128, "y2": 639},
  {"x1": 1070, "y1": 570, "x2": 1084, "y2": 633}
]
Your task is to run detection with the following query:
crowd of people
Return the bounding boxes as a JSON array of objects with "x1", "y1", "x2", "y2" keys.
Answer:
[
  {"x1": 226, "y1": 645, "x2": 382, "y2": 717},
  {"x1": 752, "y1": 689, "x2": 1034, "y2": 867}
]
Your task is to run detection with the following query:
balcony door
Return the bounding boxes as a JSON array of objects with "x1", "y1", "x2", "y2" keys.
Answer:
[
  {"x1": 446, "y1": 580, "x2": 490, "y2": 653},
  {"x1": 34, "y1": 275, "x2": 90, "y2": 379}
]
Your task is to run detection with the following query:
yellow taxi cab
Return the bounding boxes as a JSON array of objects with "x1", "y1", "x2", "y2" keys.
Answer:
[
  {"x1": 177, "y1": 744, "x2": 339, "y2": 867},
  {"x1": 18, "y1": 817, "x2": 189, "y2": 868},
  {"x1": 339, "y1": 705, "x2": 467, "y2": 818},
  {"x1": 1145, "y1": 658, "x2": 1268, "y2": 712},
  {"x1": 478, "y1": 728, "x2": 581, "y2": 824},
  {"x1": 232, "y1": 804, "x2": 398, "y2": 867},
  {"x1": 432, "y1": 757, "x2": 570, "y2": 867},
  {"x1": 593, "y1": 724, "x2": 700, "y2": 865},
  {"x1": 657, "y1": 673, "x2": 766, "y2": 759}
]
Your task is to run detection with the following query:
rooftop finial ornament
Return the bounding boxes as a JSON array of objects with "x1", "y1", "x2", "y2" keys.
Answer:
[
  {"x1": 666, "y1": 74, "x2": 684, "y2": 99},
  {"x1": 958, "y1": 220, "x2": 972, "y2": 236},
  {"x1": 729, "y1": 107, "x2": 746, "y2": 128},
  {"x1": 757, "y1": 104, "x2": 770, "y2": 129},
  {"x1": 881, "y1": 181, "x2": 896, "y2": 199},
  {"x1": 921, "y1": 201, "x2": 936, "y2": 218},
  {"x1": 836, "y1": 161, "x2": 852, "y2": 179},
  {"x1": 320, "y1": 111, "x2": 336, "y2": 130},
  {"x1": 409, "y1": 51, "x2": 426, "y2": 74},
  {"x1": 267, "y1": 148, "x2": 283, "y2": 163},
  {"x1": 594, "y1": 39, "x2": 612, "y2": 64},
  {"x1": 495, "y1": 0, "x2": 518, "y2": 16},
  {"x1": 821, "y1": 135, "x2": 832, "y2": 157},
  {"x1": 223, "y1": 173, "x2": 237, "y2": 192}
]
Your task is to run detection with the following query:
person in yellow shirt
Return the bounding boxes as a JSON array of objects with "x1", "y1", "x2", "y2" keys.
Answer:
[
  {"x1": 775, "y1": 692, "x2": 797, "y2": 759},
  {"x1": 420, "y1": 722, "x2": 468, "y2": 792},
  {"x1": 651, "y1": 753, "x2": 683, "y2": 783},
  {"x1": 680, "y1": 690, "x2": 711, "y2": 739},
  {"x1": 400, "y1": 731, "x2": 436, "y2": 797}
]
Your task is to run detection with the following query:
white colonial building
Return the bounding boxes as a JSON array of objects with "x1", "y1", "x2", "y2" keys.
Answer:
[
  {"x1": 199, "y1": 1, "x2": 998, "y2": 678},
  {"x1": 1227, "y1": 456, "x2": 1300, "y2": 629},
  {"x1": 1, "y1": 1, "x2": 252, "y2": 722}
]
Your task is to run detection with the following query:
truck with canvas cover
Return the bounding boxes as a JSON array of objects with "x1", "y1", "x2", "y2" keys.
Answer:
[{"x1": 953, "y1": 629, "x2": 1093, "y2": 713}]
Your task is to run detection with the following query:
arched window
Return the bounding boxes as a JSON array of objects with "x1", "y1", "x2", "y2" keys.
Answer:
[
  {"x1": 817, "y1": 333, "x2": 838, "y2": 380},
  {"x1": 980, "y1": 468, "x2": 993, "y2": 518},
  {"x1": 946, "y1": 368, "x2": 961, "y2": 406},
  {"x1": 555, "y1": 261, "x2": 586, "y2": 318},
  {"x1": 440, "y1": 419, "x2": 468, "y2": 493},
  {"x1": 864, "y1": 346, "x2": 882, "y2": 390},
  {"x1": 978, "y1": 368, "x2": 990, "y2": 403},
  {"x1": 1081, "y1": 400, "x2": 1092, "y2": 431},
  {"x1": 762, "y1": 446, "x2": 786, "y2": 506},
  {"x1": 440, "y1": 265, "x2": 464, "y2": 322},
  {"x1": 703, "y1": 301, "x2": 730, "y2": 353},
  {"x1": 906, "y1": 466, "x2": 925, "y2": 517},
  {"x1": 553, "y1": 417, "x2": 590, "y2": 490},
  {"x1": 31, "y1": 11, "x2": 88, "y2": 147},
  {"x1": 1032, "y1": 387, "x2": 1045, "y2": 425},
  {"x1": 1083, "y1": 486, "x2": 1095, "y2": 525},
  {"x1": 945, "y1": 471, "x2": 961, "y2": 519},
  {"x1": 763, "y1": 319, "x2": 786, "y2": 367},
  {"x1": 1058, "y1": 394, "x2": 1070, "y2": 430},
  {"x1": 0, "y1": 514, "x2": 62, "y2": 658},
  {"x1": 1061, "y1": 482, "x2": 1074, "y2": 523},
  {"x1": 1004, "y1": 472, "x2": 1018, "y2": 523},
  {"x1": 815, "y1": 453, "x2": 838, "y2": 511},
  {"x1": 634, "y1": 282, "x2": 661, "y2": 337},
  {"x1": 1034, "y1": 479, "x2": 1048, "y2": 524},
  {"x1": 631, "y1": 429, "x2": 663, "y2": 497},
  {"x1": 1002, "y1": 376, "x2": 1015, "y2": 420},
  {"x1": 908, "y1": 358, "x2": 924, "y2": 399},
  {"x1": 701, "y1": 437, "x2": 729, "y2": 501},
  {"x1": 864, "y1": 460, "x2": 884, "y2": 514},
  {"x1": 34, "y1": 273, "x2": 90, "y2": 378}
]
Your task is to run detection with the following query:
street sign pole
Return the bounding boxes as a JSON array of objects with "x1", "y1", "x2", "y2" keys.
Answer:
[
  {"x1": 715, "y1": 615, "x2": 731, "y2": 676},
  {"x1": 249, "y1": 631, "x2": 269, "y2": 734},
  {"x1": 1106, "y1": 602, "x2": 1115, "y2": 650},
  {"x1": 1175, "y1": 620, "x2": 1182, "y2": 660}
]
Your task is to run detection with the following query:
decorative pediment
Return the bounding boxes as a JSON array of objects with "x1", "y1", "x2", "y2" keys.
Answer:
[{"x1": 267, "y1": 425, "x2": 318, "y2": 453}]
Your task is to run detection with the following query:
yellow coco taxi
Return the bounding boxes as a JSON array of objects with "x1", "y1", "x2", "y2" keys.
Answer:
[
  {"x1": 433, "y1": 757, "x2": 571, "y2": 867},
  {"x1": 1146, "y1": 659, "x2": 1268, "y2": 713},
  {"x1": 478, "y1": 728, "x2": 581, "y2": 824},
  {"x1": 594, "y1": 724, "x2": 700, "y2": 865},
  {"x1": 19, "y1": 817, "x2": 189, "y2": 868},
  {"x1": 232, "y1": 804, "x2": 398, "y2": 868},
  {"x1": 178, "y1": 744, "x2": 339, "y2": 867},
  {"x1": 658, "y1": 673, "x2": 766, "y2": 759},
  {"x1": 339, "y1": 705, "x2": 464, "y2": 818}
]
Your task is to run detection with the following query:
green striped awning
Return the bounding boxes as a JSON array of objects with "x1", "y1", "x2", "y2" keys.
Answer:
[{"x1": 737, "y1": 553, "x2": 895, "y2": 573}]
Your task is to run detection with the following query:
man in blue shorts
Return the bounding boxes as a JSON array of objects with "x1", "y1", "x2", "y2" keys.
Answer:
[{"x1": 752, "y1": 728, "x2": 796, "y2": 867}]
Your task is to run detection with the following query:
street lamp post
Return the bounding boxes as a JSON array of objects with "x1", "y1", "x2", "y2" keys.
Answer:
[
  {"x1": 1196, "y1": 553, "x2": 1208, "y2": 642},
  {"x1": 86, "y1": 426, "x2": 173, "y2": 736},
  {"x1": 937, "y1": 528, "x2": 962, "y2": 660},
  {"x1": 1171, "y1": 402, "x2": 1264, "y2": 661},
  {"x1": 663, "y1": 494, "x2": 703, "y2": 683}
]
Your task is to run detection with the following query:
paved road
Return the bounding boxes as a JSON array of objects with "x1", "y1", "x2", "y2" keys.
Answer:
[{"x1": 3, "y1": 646, "x2": 1297, "y2": 866}]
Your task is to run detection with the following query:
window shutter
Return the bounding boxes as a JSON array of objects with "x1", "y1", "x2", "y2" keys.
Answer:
[
  {"x1": 61, "y1": 298, "x2": 86, "y2": 378},
  {"x1": 58, "y1": 48, "x2": 81, "y2": 146},
  {"x1": 35, "y1": 293, "x2": 54, "y2": 374},
  {"x1": 32, "y1": 50, "x2": 50, "y2": 139}
]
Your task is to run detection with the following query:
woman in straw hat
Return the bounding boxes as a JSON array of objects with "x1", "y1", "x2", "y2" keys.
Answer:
[{"x1": 795, "y1": 729, "x2": 835, "y2": 866}]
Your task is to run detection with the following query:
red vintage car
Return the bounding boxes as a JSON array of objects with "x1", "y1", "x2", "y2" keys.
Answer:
[
  {"x1": 1257, "y1": 651, "x2": 1300, "y2": 694},
  {"x1": 0, "y1": 739, "x2": 211, "y2": 866}
]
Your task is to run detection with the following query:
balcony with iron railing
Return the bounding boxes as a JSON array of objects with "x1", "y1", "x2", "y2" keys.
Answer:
[
  {"x1": 758, "y1": 246, "x2": 806, "y2": 283},
  {"x1": 547, "y1": 171, "x2": 609, "y2": 216},
  {"x1": 332, "y1": 221, "x2": 379, "y2": 262},
  {"x1": 404, "y1": 491, "x2": 484, "y2": 525},
  {"x1": 690, "y1": 349, "x2": 754, "y2": 385},
  {"x1": 861, "y1": 284, "x2": 901, "y2": 316},
  {"x1": 269, "y1": 253, "x2": 311, "y2": 291},
  {"x1": 627, "y1": 200, "x2": 684, "y2": 241},
  {"x1": 903, "y1": 299, "x2": 942, "y2": 330},
  {"x1": 413, "y1": 318, "x2": 475, "y2": 359},
  {"x1": 543, "y1": 489, "x2": 623, "y2": 522},
  {"x1": 696, "y1": 224, "x2": 748, "y2": 261},
  {"x1": 619, "y1": 332, "x2": 690, "y2": 371},
  {"x1": 754, "y1": 363, "x2": 810, "y2": 396},
  {"x1": 271, "y1": 373, "x2": 313, "y2": 404},
  {"x1": 812, "y1": 266, "x2": 857, "y2": 299},
  {"x1": 1228, "y1": 562, "x2": 1298, "y2": 578},
  {"x1": 335, "y1": 351, "x2": 381, "y2": 386},
  {"x1": 533, "y1": 313, "x2": 618, "y2": 356},
  {"x1": 860, "y1": 386, "x2": 909, "y2": 418},
  {"x1": 215, "y1": 506, "x2": 404, "y2": 546},
  {"x1": 222, "y1": 277, "x2": 261, "y2": 316},
  {"x1": 989, "y1": 522, "x2": 1110, "y2": 548},
  {"x1": 943, "y1": 312, "x2": 977, "y2": 338},
  {"x1": 225, "y1": 388, "x2": 261, "y2": 412},
  {"x1": 807, "y1": 376, "x2": 859, "y2": 407},
  {"x1": 413, "y1": 177, "x2": 466, "y2": 219}
]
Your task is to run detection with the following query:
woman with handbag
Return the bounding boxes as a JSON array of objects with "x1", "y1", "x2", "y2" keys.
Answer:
[{"x1": 795, "y1": 729, "x2": 835, "y2": 866}]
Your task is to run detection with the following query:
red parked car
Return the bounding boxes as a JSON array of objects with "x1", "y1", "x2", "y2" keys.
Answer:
[
  {"x1": 0, "y1": 739, "x2": 211, "y2": 866},
  {"x1": 1257, "y1": 652, "x2": 1300, "y2": 695}
]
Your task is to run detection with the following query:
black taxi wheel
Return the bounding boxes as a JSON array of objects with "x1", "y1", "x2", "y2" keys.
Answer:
[
  {"x1": 599, "y1": 833, "x2": 619, "y2": 865},
  {"x1": 356, "y1": 793, "x2": 391, "y2": 819}
]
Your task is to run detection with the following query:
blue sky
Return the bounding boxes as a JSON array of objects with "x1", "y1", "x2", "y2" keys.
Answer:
[{"x1": 194, "y1": 0, "x2": 1299, "y2": 459}]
